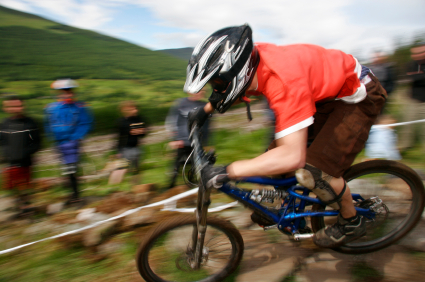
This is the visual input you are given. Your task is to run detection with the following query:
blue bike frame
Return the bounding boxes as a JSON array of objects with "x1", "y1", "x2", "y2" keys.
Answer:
[{"x1": 219, "y1": 176, "x2": 375, "y2": 235}]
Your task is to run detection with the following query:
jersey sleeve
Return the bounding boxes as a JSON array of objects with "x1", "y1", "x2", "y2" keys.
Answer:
[{"x1": 266, "y1": 75, "x2": 315, "y2": 139}]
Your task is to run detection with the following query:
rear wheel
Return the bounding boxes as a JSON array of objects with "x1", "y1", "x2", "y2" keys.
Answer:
[
  {"x1": 136, "y1": 215, "x2": 244, "y2": 282},
  {"x1": 311, "y1": 160, "x2": 425, "y2": 254}
]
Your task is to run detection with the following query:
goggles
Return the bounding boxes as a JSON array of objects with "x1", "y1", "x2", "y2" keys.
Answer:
[{"x1": 210, "y1": 77, "x2": 231, "y2": 93}]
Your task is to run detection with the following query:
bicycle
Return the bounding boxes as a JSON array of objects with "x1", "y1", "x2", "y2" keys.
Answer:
[{"x1": 136, "y1": 125, "x2": 425, "y2": 282}]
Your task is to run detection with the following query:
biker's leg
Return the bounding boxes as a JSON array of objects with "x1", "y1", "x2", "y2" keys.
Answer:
[
  {"x1": 329, "y1": 177, "x2": 356, "y2": 218},
  {"x1": 305, "y1": 74, "x2": 386, "y2": 248}
]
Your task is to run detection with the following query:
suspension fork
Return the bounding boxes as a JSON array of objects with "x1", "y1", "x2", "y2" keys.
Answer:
[{"x1": 191, "y1": 185, "x2": 212, "y2": 269}]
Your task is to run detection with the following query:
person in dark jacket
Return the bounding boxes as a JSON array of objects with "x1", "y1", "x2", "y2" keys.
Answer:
[
  {"x1": 399, "y1": 42, "x2": 425, "y2": 152},
  {"x1": 1, "y1": 95, "x2": 41, "y2": 212},
  {"x1": 165, "y1": 87, "x2": 210, "y2": 189},
  {"x1": 116, "y1": 101, "x2": 147, "y2": 175},
  {"x1": 369, "y1": 52, "x2": 396, "y2": 96},
  {"x1": 44, "y1": 79, "x2": 93, "y2": 204}
]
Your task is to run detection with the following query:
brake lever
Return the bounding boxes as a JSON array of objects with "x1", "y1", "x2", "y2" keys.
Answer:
[
  {"x1": 189, "y1": 124, "x2": 196, "y2": 140},
  {"x1": 205, "y1": 150, "x2": 216, "y2": 165}
]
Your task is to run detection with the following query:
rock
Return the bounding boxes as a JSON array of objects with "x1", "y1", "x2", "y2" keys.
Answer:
[
  {"x1": 134, "y1": 191, "x2": 156, "y2": 204},
  {"x1": 122, "y1": 207, "x2": 157, "y2": 229},
  {"x1": 46, "y1": 202, "x2": 65, "y2": 215},
  {"x1": 109, "y1": 208, "x2": 131, "y2": 218},
  {"x1": 96, "y1": 192, "x2": 135, "y2": 214},
  {"x1": 32, "y1": 177, "x2": 63, "y2": 191},
  {"x1": 23, "y1": 221, "x2": 59, "y2": 236},
  {"x1": 97, "y1": 241, "x2": 124, "y2": 257},
  {"x1": 150, "y1": 185, "x2": 189, "y2": 203},
  {"x1": 132, "y1": 183, "x2": 158, "y2": 204},
  {"x1": 51, "y1": 210, "x2": 80, "y2": 224},
  {"x1": 131, "y1": 183, "x2": 156, "y2": 205},
  {"x1": 67, "y1": 210, "x2": 110, "y2": 225},
  {"x1": 221, "y1": 208, "x2": 254, "y2": 229},
  {"x1": 76, "y1": 208, "x2": 97, "y2": 221},
  {"x1": 55, "y1": 223, "x2": 86, "y2": 248},
  {"x1": 0, "y1": 197, "x2": 15, "y2": 211},
  {"x1": 83, "y1": 220, "x2": 119, "y2": 247},
  {"x1": 177, "y1": 193, "x2": 198, "y2": 206},
  {"x1": 86, "y1": 212, "x2": 111, "y2": 224},
  {"x1": 132, "y1": 183, "x2": 156, "y2": 194},
  {"x1": 0, "y1": 211, "x2": 19, "y2": 223}
]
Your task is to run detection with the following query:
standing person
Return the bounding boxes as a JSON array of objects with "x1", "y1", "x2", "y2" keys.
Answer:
[
  {"x1": 368, "y1": 52, "x2": 396, "y2": 96},
  {"x1": 113, "y1": 101, "x2": 147, "y2": 184},
  {"x1": 165, "y1": 87, "x2": 210, "y2": 189},
  {"x1": 44, "y1": 79, "x2": 93, "y2": 204},
  {"x1": 365, "y1": 115, "x2": 401, "y2": 161},
  {"x1": 399, "y1": 41, "x2": 425, "y2": 152},
  {"x1": 0, "y1": 95, "x2": 41, "y2": 213},
  {"x1": 184, "y1": 24, "x2": 387, "y2": 248}
]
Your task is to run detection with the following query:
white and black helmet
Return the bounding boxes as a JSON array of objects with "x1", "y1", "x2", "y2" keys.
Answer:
[
  {"x1": 51, "y1": 78, "x2": 78, "y2": 90},
  {"x1": 184, "y1": 24, "x2": 260, "y2": 113}
]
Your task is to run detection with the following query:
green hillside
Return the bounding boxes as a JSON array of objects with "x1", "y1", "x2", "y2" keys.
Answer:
[
  {"x1": 157, "y1": 47, "x2": 194, "y2": 61},
  {"x1": 0, "y1": 5, "x2": 187, "y2": 81}
]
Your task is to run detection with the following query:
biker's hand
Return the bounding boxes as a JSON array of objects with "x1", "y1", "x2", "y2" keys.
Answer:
[
  {"x1": 187, "y1": 106, "x2": 209, "y2": 132},
  {"x1": 201, "y1": 165, "x2": 230, "y2": 189}
]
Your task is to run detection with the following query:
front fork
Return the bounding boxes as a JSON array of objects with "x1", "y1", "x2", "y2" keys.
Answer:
[{"x1": 190, "y1": 186, "x2": 211, "y2": 269}]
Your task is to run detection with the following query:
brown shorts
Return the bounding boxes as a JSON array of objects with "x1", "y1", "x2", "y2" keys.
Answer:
[{"x1": 306, "y1": 73, "x2": 387, "y2": 178}]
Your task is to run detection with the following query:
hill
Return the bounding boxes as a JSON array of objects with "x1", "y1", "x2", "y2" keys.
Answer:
[
  {"x1": 0, "y1": 5, "x2": 186, "y2": 81},
  {"x1": 157, "y1": 47, "x2": 194, "y2": 61}
]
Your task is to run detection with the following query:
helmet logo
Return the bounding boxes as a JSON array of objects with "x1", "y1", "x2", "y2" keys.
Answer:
[
  {"x1": 225, "y1": 41, "x2": 235, "y2": 53},
  {"x1": 197, "y1": 35, "x2": 228, "y2": 75}
]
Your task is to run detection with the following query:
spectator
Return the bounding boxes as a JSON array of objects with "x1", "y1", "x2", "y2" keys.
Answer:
[
  {"x1": 399, "y1": 42, "x2": 425, "y2": 152},
  {"x1": 0, "y1": 95, "x2": 41, "y2": 214},
  {"x1": 368, "y1": 52, "x2": 396, "y2": 96},
  {"x1": 109, "y1": 101, "x2": 147, "y2": 185},
  {"x1": 165, "y1": 87, "x2": 210, "y2": 189},
  {"x1": 365, "y1": 115, "x2": 401, "y2": 160},
  {"x1": 44, "y1": 79, "x2": 93, "y2": 204}
]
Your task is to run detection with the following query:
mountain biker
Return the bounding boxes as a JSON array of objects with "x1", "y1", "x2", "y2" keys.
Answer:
[
  {"x1": 44, "y1": 79, "x2": 93, "y2": 204},
  {"x1": 185, "y1": 24, "x2": 387, "y2": 248}
]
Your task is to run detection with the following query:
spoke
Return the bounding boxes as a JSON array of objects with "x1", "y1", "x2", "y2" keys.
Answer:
[
  {"x1": 208, "y1": 249, "x2": 231, "y2": 255},
  {"x1": 207, "y1": 241, "x2": 230, "y2": 248},
  {"x1": 207, "y1": 258, "x2": 228, "y2": 262}
]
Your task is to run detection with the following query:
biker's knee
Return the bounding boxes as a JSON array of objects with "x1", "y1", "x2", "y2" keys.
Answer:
[{"x1": 295, "y1": 164, "x2": 342, "y2": 210}]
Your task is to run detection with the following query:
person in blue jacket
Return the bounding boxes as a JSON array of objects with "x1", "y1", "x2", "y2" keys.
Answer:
[{"x1": 45, "y1": 79, "x2": 93, "y2": 204}]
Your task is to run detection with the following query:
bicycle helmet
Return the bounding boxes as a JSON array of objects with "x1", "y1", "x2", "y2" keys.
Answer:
[
  {"x1": 51, "y1": 79, "x2": 78, "y2": 90},
  {"x1": 184, "y1": 24, "x2": 260, "y2": 113}
]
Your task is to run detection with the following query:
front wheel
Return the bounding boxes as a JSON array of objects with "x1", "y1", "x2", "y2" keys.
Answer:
[
  {"x1": 311, "y1": 160, "x2": 425, "y2": 254},
  {"x1": 136, "y1": 215, "x2": 244, "y2": 282}
]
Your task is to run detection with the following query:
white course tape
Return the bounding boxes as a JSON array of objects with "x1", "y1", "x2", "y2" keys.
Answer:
[
  {"x1": 371, "y1": 119, "x2": 425, "y2": 129},
  {"x1": 161, "y1": 201, "x2": 240, "y2": 213},
  {"x1": 0, "y1": 187, "x2": 236, "y2": 255},
  {"x1": 4, "y1": 118, "x2": 424, "y2": 255}
]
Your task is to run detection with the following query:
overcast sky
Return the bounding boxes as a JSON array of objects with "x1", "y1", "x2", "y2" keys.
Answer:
[{"x1": 1, "y1": 0, "x2": 425, "y2": 60}]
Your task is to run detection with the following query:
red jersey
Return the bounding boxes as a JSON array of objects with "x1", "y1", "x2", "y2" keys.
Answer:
[{"x1": 247, "y1": 43, "x2": 366, "y2": 139}]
